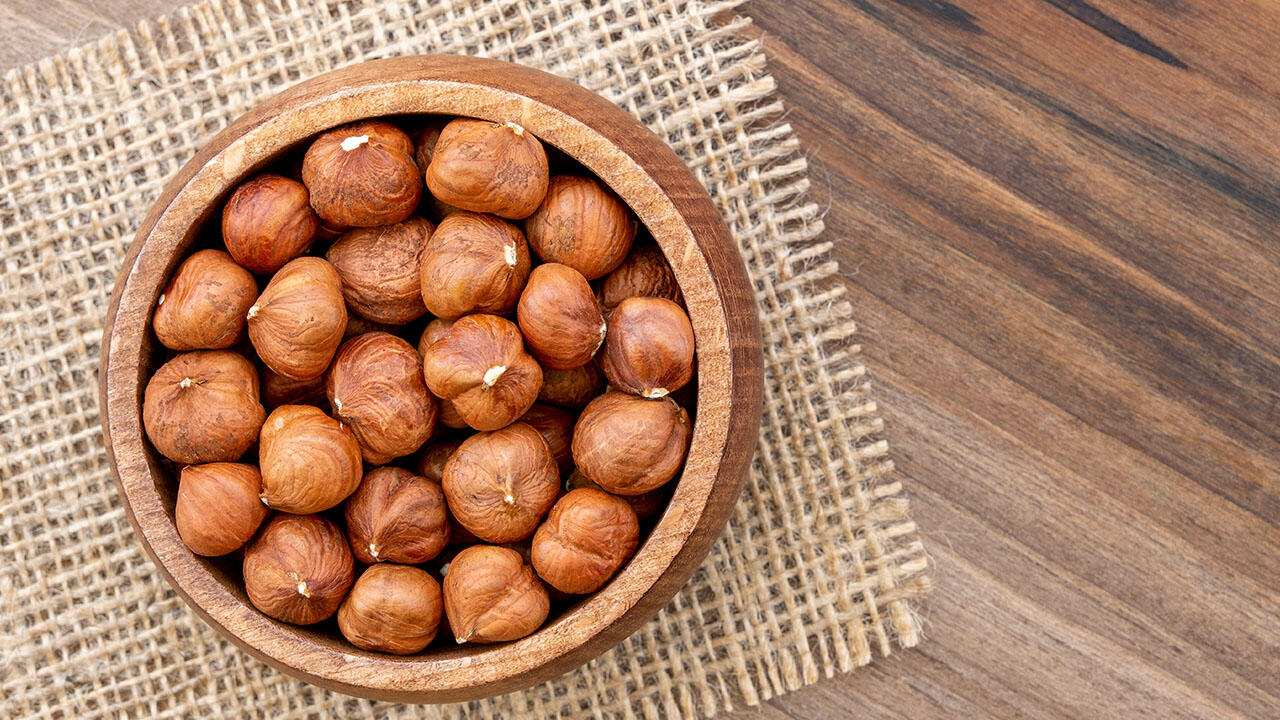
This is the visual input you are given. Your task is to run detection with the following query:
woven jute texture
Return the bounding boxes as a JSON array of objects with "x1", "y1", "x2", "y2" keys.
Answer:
[{"x1": 0, "y1": 1, "x2": 931, "y2": 717}]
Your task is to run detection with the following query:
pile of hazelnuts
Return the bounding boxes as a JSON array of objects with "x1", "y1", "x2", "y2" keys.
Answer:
[{"x1": 141, "y1": 116, "x2": 695, "y2": 654}]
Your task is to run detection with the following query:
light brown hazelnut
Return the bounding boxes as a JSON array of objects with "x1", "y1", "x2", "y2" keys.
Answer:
[
  {"x1": 326, "y1": 217, "x2": 434, "y2": 324},
  {"x1": 441, "y1": 423, "x2": 559, "y2": 543},
  {"x1": 572, "y1": 392, "x2": 691, "y2": 495},
  {"x1": 260, "y1": 366, "x2": 327, "y2": 408},
  {"x1": 566, "y1": 470, "x2": 666, "y2": 520},
  {"x1": 518, "y1": 403, "x2": 575, "y2": 474},
  {"x1": 175, "y1": 462, "x2": 269, "y2": 556},
  {"x1": 258, "y1": 405, "x2": 362, "y2": 513},
  {"x1": 537, "y1": 361, "x2": 604, "y2": 409},
  {"x1": 419, "y1": 211, "x2": 531, "y2": 319},
  {"x1": 421, "y1": 314, "x2": 542, "y2": 431},
  {"x1": 142, "y1": 350, "x2": 264, "y2": 464},
  {"x1": 442, "y1": 545, "x2": 549, "y2": 644},
  {"x1": 344, "y1": 467, "x2": 448, "y2": 565},
  {"x1": 247, "y1": 257, "x2": 347, "y2": 381},
  {"x1": 153, "y1": 249, "x2": 257, "y2": 350},
  {"x1": 525, "y1": 175, "x2": 637, "y2": 280},
  {"x1": 516, "y1": 263, "x2": 606, "y2": 370},
  {"x1": 599, "y1": 242, "x2": 682, "y2": 315},
  {"x1": 600, "y1": 297, "x2": 694, "y2": 398},
  {"x1": 327, "y1": 333, "x2": 437, "y2": 464},
  {"x1": 302, "y1": 120, "x2": 422, "y2": 227},
  {"x1": 425, "y1": 118, "x2": 549, "y2": 220},
  {"x1": 417, "y1": 317, "x2": 455, "y2": 357},
  {"x1": 221, "y1": 174, "x2": 320, "y2": 274},
  {"x1": 415, "y1": 437, "x2": 466, "y2": 483},
  {"x1": 338, "y1": 564, "x2": 443, "y2": 654},
  {"x1": 243, "y1": 514, "x2": 353, "y2": 625},
  {"x1": 531, "y1": 488, "x2": 639, "y2": 594}
]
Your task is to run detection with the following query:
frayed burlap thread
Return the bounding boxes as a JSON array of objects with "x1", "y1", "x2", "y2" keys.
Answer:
[{"x1": 0, "y1": 1, "x2": 931, "y2": 717}]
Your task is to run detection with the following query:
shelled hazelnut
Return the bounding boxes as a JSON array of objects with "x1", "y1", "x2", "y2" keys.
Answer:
[
  {"x1": 441, "y1": 423, "x2": 559, "y2": 543},
  {"x1": 532, "y1": 488, "x2": 639, "y2": 594},
  {"x1": 302, "y1": 120, "x2": 422, "y2": 227},
  {"x1": 246, "y1": 257, "x2": 347, "y2": 381},
  {"x1": 525, "y1": 175, "x2": 636, "y2": 280},
  {"x1": 442, "y1": 545, "x2": 549, "y2": 644},
  {"x1": 221, "y1": 174, "x2": 320, "y2": 274},
  {"x1": 572, "y1": 391, "x2": 691, "y2": 495},
  {"x1": 175, "y1": 462, "x2": 268, "y2": 557},
  {"x1": 258, "y1": 404, "x2": 362, "y2": 514},
  {"x1": 517, "y1": 403, "x2": 576, "y2": 474},
  {"x1": 244, "y1": 514, "x2": 353, "y2": 625},
  {"x1": 142, "y1": 350, "x2": 265, "y2": 464},
  {"x1": 338, "y1": 564, "x2": 443, "y2": 654},
  {"x1": 419, "y1": 211, "x2": 531, "y2": 319},
  {"x1": 327, "y1": 332, "x2": 437, "y2": 464},
  {"x1": 537, "y1": 361, "x2": 605, "y2": 409},
  {"x1": 516, "y1": 263, "x2": 606, "y2": 370},
  {"x1": 344, "y1": 467, "x2": 449, "y2": 565},
  {"x1": 425, "y1": 118, "x2": 549, "y2": 219},
  {"x1": 600, "y1": 297, "x2": 695, "y2": 398},
  {"x1": 326, "y1": 217, "x2": 434, "y2": 324},
  {"x1": 415, "y1": 437, "x2": 466, "y2": 483},
  {"x1": 153, "y1": 249, "x2": 258, "y2": 350},
  {"x1": 420, "y1": 314, "x2": 542, "y2": 431},
  {"x1": 599, "y1": 242, "x2": 683, "y2": 314}
]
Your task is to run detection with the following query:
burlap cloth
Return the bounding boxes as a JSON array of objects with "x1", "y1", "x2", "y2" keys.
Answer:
[{"x1": 0, "y1": 0, "x2": 931, "y2": 717}]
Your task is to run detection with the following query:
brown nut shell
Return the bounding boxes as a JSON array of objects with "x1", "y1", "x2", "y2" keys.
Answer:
[
  {"x1": 142, "y1": 350, "x2": 265, "y2": 464},
  {"x1": 175, "y1": 462, "x2": 269, "y2": 556},
  {"x1": 247, "y1": 257, "x2": 347, "y2": 381},
  {"x1": 525, "y1": 175, "x2": 637, "y2": 280},
  {"x1": 344, "y1": 467, "x2": 448, "y2": 565},
  {"x1": 442, "y1": 545, "x2": 549, "y2": 644},
  {"x1": 243, "y1": 514, "x2": 354, "y2": 625},
  {"x1": 326, "y1": 217, "x2": 434, "y2": 324},
  {"x1": 600, "y1": 297, "x2": 695, "y2": 398},
  {"x1": 302, "y1": 120, "x2": 422, "y2": 227},
  {"x1": 425, "y1": 118, "x2": 549, "y2": 219},
  {"x1": 258, "y1": 405, "x2": 363, "y2": 514},
  {"x1": 153, "y1": 249, "x2": 258, "y2": 350},
  {"x1": 566, "y1": 470, "x2": 666, "y2": 520},
  {"x1": 221, "y1": 174, "x2": 320, "y2": 274},
  {"x1": 441, "y1": 423, "x2": 559, "y2": 543},
  {"x1": 516, "y1": 263, "x2": 606, "y2": 370},
  {"x1": 417, "y1": 317, "x2": 455, "y2": 357},
  {"x1": 518, "y1": 403, "x2": 575, "y2": 474},
  {"x1": 421, "y1": 314, "x2": 542, "y2": 431},
  {"x1": 327, "y1": 333, "x2": 438, "y2": 464},
  {"x1": 338, "y1": 564, "x2": 443, "y2": 654},
  {"x1": 261, "y1": 366, "x2": 327, "y2": 408},
  {"x1": 599, "y1": 242, "x2": 683, "y2": 314},
  {"x1": 532, "y1": 488, "x2": 639, "y2": 594},
  {"x1": 572, "y1": 392, "x2": 691, "y2": 495},
  {"x1": 415, "y1": 437, "x2": 466, "y2": 483},
  {"x1": 537, "y1": 361, "x2": 604, "y2": 409},
  {"x1": 419, "y1": 211, "x2": 531, "y2": 319}
]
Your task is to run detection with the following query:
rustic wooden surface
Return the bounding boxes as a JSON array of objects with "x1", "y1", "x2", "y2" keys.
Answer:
[{"x1": 6, "y1": 1, "x2": 1280, "y2": 717}]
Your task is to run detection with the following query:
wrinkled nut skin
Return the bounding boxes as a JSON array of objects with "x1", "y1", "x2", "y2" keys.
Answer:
[
  {"x1": 532, "y1": 488, "x2": 639, "y2": 594},
  {"x1": 410, "y1": 119, "x2": 446, "y2": 174},
  {"x1": 342, "y1": 313, "x2": 397, "y2": 341},
  {"x1": 537, "y1": 361, "x2": 604, "y2": 409},
  {"x1": 143, "y1": 350, "x2": 265, "y2": 464},
  {"x1": 261, "y1": 366, "x2": 327, "y2": 408},
  {"x1": 572, "y1": 392, "x2": 692, "y2": 495},
  {"x1": 258, "y1": 405, "x2": 363, "y2": 514},
  {"x1": 518, "y1": 403, "x2": 575, "y2": 474},
  {"x1": 302, "y1": 120, "x2": 422, "y2": 227},
  {"x1": 438, "y1": 399, "x2": 469, "y2": 429},
  {"x1": 419, "y1": 212, "x2": 531, "y2": 319},
  {"x1": 442, "y1": 545, "x2": 550, "y2": 644},
  {"x1": 175, "y1": 463, "x2": 269, "y2": 556},
  {"x1": 600, "y1": 297, "x2": 695, "y2": 398},
  {"x1": 247, "y1": 257, "x2": 347, "y2": 381},
  {"x1": 599, "y1": 243, "x2": 683, "y2": 315},
  {"x1": 566, "y1": 470, "x2": 666, "y2": 520},
  {"x1": 345, "y1": 467, "x2": 448, "y2": 565},
  {"x1": 327, "y1": 333, "x2": 438, "y2": 464},
  {"x1": 442, "y1": 423, "x2": 559, "y2": 543},
  {"x1": 415, "y1": 437, "x2": 465, "y2": 483},
  {"x1": 425, "y1": 118, "x2": 549, "y2": 220},
  {"x1": 243, "y1": 514, "x2": 353, "y2": 625},
  {"x1": 421, "y1": 314, "x2": 542, "y2": 431},
  {"x1": 517, "y1": 263, "x2": 606, "y2": 370},
  {"x1": 327, "y1": 217, "x2": 434, "y2": 324},
  {"x1": 153, "y1": 249, "x2": 258, "y2": 351},
  {"x1": 417, "y1": 317, "x2": 455, "y2": 357},
  {"x1": 221, "y1": 174, "x2": 320, "y2": 274},
  {"x1": 338, "y1": 564, "x2": 443, "y2": 655},
  {"x1": 525, "y1": 175, "x2": 637, "y2": 280}
]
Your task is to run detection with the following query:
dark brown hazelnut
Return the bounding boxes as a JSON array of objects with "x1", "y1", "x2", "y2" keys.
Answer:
[
  {"x1": 344, "y1": 467, "x2": 448, "y2": 565},
  {"x1": 247, "y1": 257, "x2": 347, "y2": 381},
  {"x1": 600, "y1": 297, "x2": 694, "y2": 398},
  {"x1": 518, "y1": 403, "x2": 575, "y2": 474},
  {"x1": 258, "y1": 405, "x2": 363, "y2": 513},
  {"x1": 525, "y1": 175, "x2": 637, "y2": 280},
  {"x1": 221, "y1": 174, "x2": 320, "y2": 274},
  {"x1": 243, "y1": 514, "x2": 353, "y2": 625},
  {"x1": 572, "y1": 392, "x2": 691, "y2": 495},
  {"x1": 421, "y1": 314, "x2": 542, "y2": 431},
  {"x1": 537, "y1": 361, "x2": 604, "y2": 409},
  {"x1": 442, "y1": 545, "x2": 549, "y2": 644},
  {"x1": 415, "y1": 437, "x2": 466, "y2": 483},
  {"x1": 338, "y1": 564, "x2": 443, "y2": 654},
  {"x1": 441, "y1": 423, "x2": 559, "y2": 543},
  {"x1": 142, "y1": 350, "x2": 265, "y2": 464},
  {"x1": 302, "y1": 120, "x2": 422, "y2": 227},
  {"x1": 425, "y1": 118, "x2": 549, "y2": 219},
  {"x1": 599, "y1": 242, "x2": 682, "y2": 315},
  {"x1": 175, "y1": 462, "x2": 269, "y2": 556},
  {"x1": 516, "y1": 263, "x2": 606, "y2": 370},
  {"x1": 419, "y1": 211, "x2": 531, "y2": 319},
  {"x1": 410, "y1": 119, "x2": 447, "y2": 174},
  {"x1": 531, "y1": 488, "x2": 639, "y2": 594},
  {"x1": 417, "y1": 317, "x2": 455, "y2": 357},
  {"x1": 327, "y1": 333, "x2": 437, "y2": 464},
  {"x1": 326, "y1": 217, "x2": 434, "y2": 324},
  {"x1": 566, "y1": 470, "x2": 666, "y2": 520},
  {"x1": 153, "y1": 249, "x2": 258, "y2": 350},
  {"x1": 342, "y1": 313, "x2": 398, "y2": 341},
  {"x1": 260, "y1": 366, "x2": 327, "y2": 408},
  {"x1": 437, "y1": 399, "x2": 469, "y2": 429}
]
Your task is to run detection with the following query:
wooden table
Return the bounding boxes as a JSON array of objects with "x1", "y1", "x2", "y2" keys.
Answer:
[{"x1": 6, "y1": 2, "x2": 1277, "y2": 717}]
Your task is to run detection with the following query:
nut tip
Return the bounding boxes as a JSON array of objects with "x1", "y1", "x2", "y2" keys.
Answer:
[
  {"x1": 482, "y1": 365, "x2": 507, "y2": 388},
  {"x1": 503, "y1": 121, "x2": 525, "y2": 137},
  {"x1": 178, "y1": 377, "x2": 193, "y2": 389},
  {"x1": 642, "y1": 388, "x2": 670, "y2": 399},
  {"x1": 340, "y1": 134, "x2": 370, "y2": 151},
  {"x1": 503, "y1": 242, "x2": 518, "y2": 268},
  {"x1": 157, "y1": 293, "x2": 165, "y2": 306},
  {"x1": 246, "y1": 305, "x2": 259, "y2": 320}
]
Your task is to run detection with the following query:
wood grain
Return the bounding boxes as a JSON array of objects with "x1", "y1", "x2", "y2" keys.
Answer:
[{"x1": 7, "y1": 1, "x2": 1279, "y2": 717}]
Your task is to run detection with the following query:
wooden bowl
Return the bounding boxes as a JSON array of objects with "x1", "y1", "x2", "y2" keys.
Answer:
[{"x1": 99, "y1": 55, "x2": 761, "y2": 702}]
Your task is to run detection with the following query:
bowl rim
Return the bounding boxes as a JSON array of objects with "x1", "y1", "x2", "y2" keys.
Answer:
[{"x1": 100, "y1": 54, "x2": 762, "y2": 703}]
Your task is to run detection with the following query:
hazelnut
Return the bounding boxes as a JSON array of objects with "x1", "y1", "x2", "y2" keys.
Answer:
[
  {"x1": 327, "y1": 333, "x2": 437, "y2": 464},
  {"x1": 342, "y1": 313, "x2": 397, "y2": 341},
  {"x1": 441, "y1": 423, "x2": 559, "y2": 543},
  {"x1": 516, "y1": 263, "x2": 606, "y2": 370},
  {"x1": 421, "y1": 314, "x2": 542, "y2": 431},
  {"x1": 599, "y1": 242, "x2": 682, "y2": 315},
  {"x1": 326, "y1": 217, "x2": 434, "y2": 324},
  {"x1": 438, "y1": 399, "x2": 469, "y2": 429},
  {"x1": 572, "y1": 392, "x2": 691, "y2": 495},
  {"x1": 175, "y1": 462, "x2": 269, "y2": 556},
  {"x1": 258, "y1": 405, "x2": 363, "y2": 513},
  {"x1": 425, "y1": 118, "x2": 549, "y2": 220},
  {"x1": 417, "y1": 317, "x2": 455, "y2": 357},
  {"x1": 419, "y1": 211, "x2": 531, "y2": 319},
  {"x1": 518, "y1": 403, "x2": 575, "y2": 474},
  {"x1": 261, "y1": 366, "x2": 327, "y2": 408},
  {"x1": 531, "y1": 488, "x2": 639, "y2": 594},
  {"x1": 442, "y1": 545, "x2": 549, "y2": 644},
  {"x1": 525, "y1": 175, "x2": 637, "y2": 280},
  {"x1": 221, "y1": 174, "x2": 320, "y2": 274},
  {"x1": 338, "y1": 564, "x2": 443, "y2": 654},
  {"x1": 566, "y1": 470, "x2": 666, "y2": 520},
  {"x1": 600, "y1": 297, "x2": 694, "y2": 398},
  {"x1": 415, "y1": 437, "x2": 465, "y2": 483},
  {"x1": 153, "y1": 249, "x2": 257, "y2": 350},
  {"x1": 302, "y1": 120, "x2": 422, "y2": 227},
  {"x1": 537, "y1": 361, "x2": 604, "y2": 409},
  {"x1": 345, "y1": 467, "x2": 448, "y2": 565},
  {"x1": 247, "y1": 257, "x2": 347, "y2": 381},
  {"x1": 243, "y1": 514, "x2": 353, "y2": 625},
  {"x1": 142, "y1": 350, "x2": 264, "y2": 464},
  {"x1": 410, "y1": 119, "x2": 446, "y2": 173}
]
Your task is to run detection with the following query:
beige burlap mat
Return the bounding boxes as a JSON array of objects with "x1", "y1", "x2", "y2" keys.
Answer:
[{"x1": 0, "y1": 1, "x2": 930, "y2": 717}]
